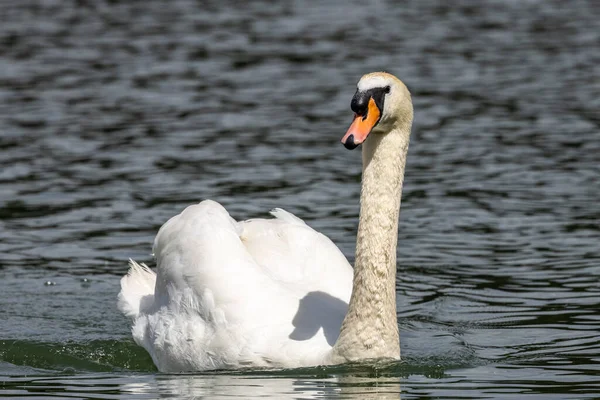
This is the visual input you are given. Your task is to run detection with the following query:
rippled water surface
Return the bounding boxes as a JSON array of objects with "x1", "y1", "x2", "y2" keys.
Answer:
[{"x1": 1, "y1": 0, "x2": 599, "y2": 398}]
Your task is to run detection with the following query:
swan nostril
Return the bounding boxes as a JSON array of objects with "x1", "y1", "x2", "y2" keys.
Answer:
[{"x1": 343, "y1": 134, "x2": 358, "y2": 150}]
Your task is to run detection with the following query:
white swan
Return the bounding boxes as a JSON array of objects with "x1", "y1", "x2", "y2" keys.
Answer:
[{"x1": 118, "y1": 72, "x2": 413, "y2": 372}]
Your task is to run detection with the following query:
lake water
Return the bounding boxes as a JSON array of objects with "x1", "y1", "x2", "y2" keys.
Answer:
[{"x1": 1, "y1": 0, "x2": 599, "y2": 398}]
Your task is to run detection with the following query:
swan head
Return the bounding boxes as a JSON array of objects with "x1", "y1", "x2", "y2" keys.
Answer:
[{"x1": 341, "y1": 72, "x2": 413, "y2": 150}]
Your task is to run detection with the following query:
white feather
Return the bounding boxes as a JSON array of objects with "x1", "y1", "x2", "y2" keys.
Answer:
[
  {"x1": 118, "y1": 259, "x2": 156, "y2": 319},
  {"x1": 118, "y1": 200, "x2": 352, "y2": 372}
]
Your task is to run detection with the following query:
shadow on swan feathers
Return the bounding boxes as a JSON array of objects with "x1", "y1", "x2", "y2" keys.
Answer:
[{"x1": 289, "y1": 291, "x2": 348, "y2": 346}]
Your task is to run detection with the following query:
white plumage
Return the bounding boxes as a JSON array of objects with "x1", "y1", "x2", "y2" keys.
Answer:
[
  {"x1": 119, "y1": 201, "x2": 352, "y2": 371},
  {"x1": 118, "y1": 72, "x2": 414, "y2": 372}
]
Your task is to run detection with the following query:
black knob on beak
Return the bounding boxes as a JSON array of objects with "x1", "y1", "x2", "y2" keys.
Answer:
[{"x1": 351, "y1": 90, "x2": 369, "y2": 116}]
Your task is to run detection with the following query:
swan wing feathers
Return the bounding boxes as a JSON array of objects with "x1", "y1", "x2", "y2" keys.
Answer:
[
  {"x1": 269, "y1": 207, "x2": 307, "y2": 226},
  {"x1": 241, "y1": 208, "x2": 352, "y2": 302},
  {"x1": 152, "y1": 200, "x2": 352, "y2": 308},
  {"x1": 152, "y1": 200, "x2": 281, "y2": 317},
  {"x1": 121, "y1": 200, "x2": 351, "y2": 370}
]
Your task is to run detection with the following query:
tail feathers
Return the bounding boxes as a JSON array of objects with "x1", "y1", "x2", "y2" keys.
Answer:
[{"x1": 118, "y1": 259, "x2": 157, "y2": 319}]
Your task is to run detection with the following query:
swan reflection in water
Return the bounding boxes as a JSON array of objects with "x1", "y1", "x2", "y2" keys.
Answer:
[{"x1": 122, "y1": 373, "x2": 402, "y2": 399}]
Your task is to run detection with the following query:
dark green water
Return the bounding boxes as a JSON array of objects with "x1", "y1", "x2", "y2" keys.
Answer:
[{"x1": 1, "y1": 0, "x2": 599, "y2": 398}]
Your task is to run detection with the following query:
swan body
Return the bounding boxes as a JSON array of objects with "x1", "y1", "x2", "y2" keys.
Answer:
[
  {"x1": 120, "y1": 203, "x2": 352, "y2": 371},
  {"x1": 118, "y1": 72, "x2": 413, "y2": 372}
]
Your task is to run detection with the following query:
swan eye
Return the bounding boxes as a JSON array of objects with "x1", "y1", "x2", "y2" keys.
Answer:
[{"x1": 384, "y1": 86, "x2": 391, "y2": 94}]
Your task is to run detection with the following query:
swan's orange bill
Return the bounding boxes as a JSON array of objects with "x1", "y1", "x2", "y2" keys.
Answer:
[{"x1": 341, "y1": 97, "x2": 381, "y2": 148}]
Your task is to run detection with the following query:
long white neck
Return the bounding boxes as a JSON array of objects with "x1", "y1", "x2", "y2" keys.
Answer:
[{"x1": 332, "y1": 124, "x2": 410, "y2": 363}]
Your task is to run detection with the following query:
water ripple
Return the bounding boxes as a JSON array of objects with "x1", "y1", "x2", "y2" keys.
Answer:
[{"x1": 1, "y1": 0, "x2": 599, "y2": 398}]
